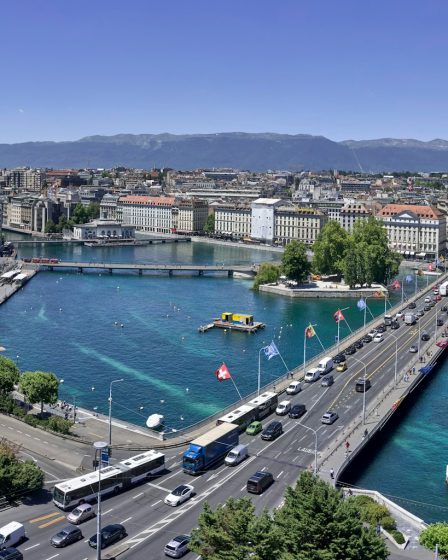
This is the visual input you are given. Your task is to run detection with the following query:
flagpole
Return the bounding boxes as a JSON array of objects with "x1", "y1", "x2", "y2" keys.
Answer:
[
  {"x1": 415, "y1": 270, "x2": 418, "y2": 295},
  {"x1": 230, "y1": 377, "x2": 243, "y2": 400},
  {"x1": 277, "y1": 351, "x2": 289, "y2": 374},
  {"x1": 337, "y1": 319, "x2": 340, "y2": 353},
  {"x1": 314, "y1": 331, "x2": 326, "y2": 353},
  {"x1": 303, "y1": 330, "x2": 307, "y2": 377},
  {"x1": 401, "y1": 280, "x2": 404, "y2": 306},
  {"x1": 364, "y1": 300, "x2": 367, "y2": 330},
  {"x1": 258, "y1": 348, "x2": 262, "y2": 396}
]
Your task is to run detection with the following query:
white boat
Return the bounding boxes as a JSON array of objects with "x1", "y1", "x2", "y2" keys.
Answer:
[{"x1": 146, "y1": 413, "x2": 164, "y2": 430}]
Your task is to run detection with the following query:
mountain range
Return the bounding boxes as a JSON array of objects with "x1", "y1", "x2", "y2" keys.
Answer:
[{"x1": 1, "y1": 133, "x2": 448, "y2": 172}]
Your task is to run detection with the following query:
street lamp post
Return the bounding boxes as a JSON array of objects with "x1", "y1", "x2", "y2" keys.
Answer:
[
  {"x1": 418, "y1": 315, "x2": 422, "y2": 361},
  {"x1": 108, "y1": 379, "x2": 124, "y2": 449},
  {"x1": 350, "y1": 355, "x2": 368, "y2": 425},
  {"x1": 94, "y1": 441, "x2": 108, "y2": 560},
  {"x1": 298, "y1": 422, "x2": 319, "y2": 475},
  {"x1": 388, "y1": 331, "x2": 399, "y2": 386},
  {"x1": 257, "y1": 348, "x2": 263, "y2": 396}
]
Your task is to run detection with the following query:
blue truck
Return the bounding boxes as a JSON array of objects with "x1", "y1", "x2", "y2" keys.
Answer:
[{"x1": 182, "y1": 423, "x2": 239, "y2": 475}]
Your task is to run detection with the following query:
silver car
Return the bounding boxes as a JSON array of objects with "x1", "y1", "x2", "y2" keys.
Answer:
[
  {"x1": 164, "y1": 534, "x2": 190, "y2": 558},
  {"x1": 321, "y1": 411, "x2": 339, "y2": 425},
  {"x1": 67, "y1": 503, "x2": 95, "y2": 524}
]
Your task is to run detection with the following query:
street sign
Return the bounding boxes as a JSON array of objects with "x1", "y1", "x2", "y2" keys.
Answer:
[{"x1": 101, "y1": 449, "x2": 109, "y2": 466}]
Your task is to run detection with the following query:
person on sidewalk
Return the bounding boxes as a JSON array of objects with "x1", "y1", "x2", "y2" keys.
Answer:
[{"x1": 330, "y1": 468, "x2": 334, "y2": 479}]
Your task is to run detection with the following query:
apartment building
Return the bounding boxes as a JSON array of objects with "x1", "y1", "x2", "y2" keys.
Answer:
[
  {"x1": 6, "y1": 168, "x2": 46, "y2": 192},
  {"x1": 5, "y1": 194, "x2": 57, "y2": 232},
  {"x1": 377, "y1": 204, "x2": 446, "y2": 258},
  {"x1": 339, "y1": 203, "x2": 372, "y2": 232},
  {"x1": 214, "y1": 204, "x2": 251, "y2": 239},
  {"x1": 274, "y1": 205, "x2": 327, "y2": 246},
  {"x1": 173, "y1": 200, "x2": 208, "y2": 234},
  {"x1": 119, "y1": 196, "x2": 175, "y2": 233}
]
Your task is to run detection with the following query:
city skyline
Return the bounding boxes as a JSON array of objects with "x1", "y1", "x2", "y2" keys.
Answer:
[{"x1": 2, "y1": 0, "x2": 447, "y2": 144}]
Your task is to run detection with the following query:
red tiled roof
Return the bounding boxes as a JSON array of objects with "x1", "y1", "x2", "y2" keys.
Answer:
[
  {"x1": 119, "y1": 196, "x2": 175, "y2": 206},
  {"x1": 377, "y1": 204, "x2": 443, "y2": 219}
]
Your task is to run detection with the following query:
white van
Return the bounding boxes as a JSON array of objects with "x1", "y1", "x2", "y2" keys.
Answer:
[
  {"x1": 225, "y1": 444, "x2": 249, "y2": 466},
  {"x1": 286, "y1": 380, "x2": 302, "y2": 395},
  {"x1": 317, "y1": 356, "x2": 333, "y2": 375},
  {"x1": 276, "y1": 400, "x2": 291, "y2": 415},
  {"x1": 0, "y1": 522, "x2": 25, "y2": 549},
  {"x1": 304, "y1": 368, "x2": 320, "y2": 383}
]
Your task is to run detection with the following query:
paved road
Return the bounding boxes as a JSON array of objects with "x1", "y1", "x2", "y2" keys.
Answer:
[{"x1": 0, "y1": 282, "x2": 444, "y2": 560}]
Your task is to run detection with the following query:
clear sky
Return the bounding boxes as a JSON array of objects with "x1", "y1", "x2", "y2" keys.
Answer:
[{"x1": 2, "y1": 0, "x2": 447, "y2": 143}]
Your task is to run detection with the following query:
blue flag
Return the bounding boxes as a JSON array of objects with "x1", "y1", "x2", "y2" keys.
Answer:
[
  {"x1": 405, "y1": 275, "x2": 413, "y2": 283},
  {"x1": 357, "y1": 298, "x2": 367, "y2": 311},
  {"x1": 263, "y1": 341, "x2": 280, "y2": 360}
]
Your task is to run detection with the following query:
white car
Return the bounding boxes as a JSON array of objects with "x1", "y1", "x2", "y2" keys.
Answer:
[
  {"x1": 164, "y1": 484, "x2": 194, "y2": 507},
  {"x1": 395, "y1": 312, "x2": 403, "y2": 319},
  {"x1": 373, "y1": 333, "x2": 384, "y2": 343},
  {"x1": 286, "y1": 381, "x2": 302, "y2": 395},
  {"x1": 276, "y1": 400, "x2": 291, "y2": 415},
  {"x1": 367, "y1": 329, "x2": 377, "y2": 338},
  {"x1": 425, "y1": 296, "x2": 431, "y2": 303}
]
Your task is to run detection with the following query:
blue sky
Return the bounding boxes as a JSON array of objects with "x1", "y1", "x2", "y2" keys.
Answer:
[{"x1": 2, "y1": 0, "x2": 447, "y2": 143}]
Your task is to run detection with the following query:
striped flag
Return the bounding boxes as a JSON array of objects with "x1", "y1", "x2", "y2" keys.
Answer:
[
  {"x1": 333, "y1": 309, "x2": 345, "y2": 323},
  {"x1": 305, "y1": 324, "x2": 316, "y2": 338}
]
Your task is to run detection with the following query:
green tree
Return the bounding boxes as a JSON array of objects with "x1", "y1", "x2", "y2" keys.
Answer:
[
  {"x1": 189, "y1": 498, "x2": 282, "y2": 560},
  {"x1": 204, "y1": 213, "x2": 215, "y2": 234},
  {"x1": 44, "y1": 219, "x2": 57, "y2": 234},
  {"x1": 0, "y1": 440, "x2": 44, "y2": 498},
  {"x1": 312, "y1": 220, "x2": 349, "y2": 275},
  {"x1": 282, "y1": 241, "x2": 310, "y2": 283},
  {"x1": 253, "y1": 263, "x2": 281, "y2": 291},
  {"x1": 0, "y1": 356, "x2": 20, "y2": 395},
  {"x1": 420, "y1": 523, "x2": 448, "y2": 557},
  {"x1": 20, "y1": 371, "x2": 59, "y2": 415},
  {"x1": 275, "y1": 472, "x2": 388, "y2": 560}
]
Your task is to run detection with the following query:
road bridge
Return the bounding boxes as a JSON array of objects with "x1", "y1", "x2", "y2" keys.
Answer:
[{"x1": 35, "y1": 260, "x2": 259, "y2": 276}]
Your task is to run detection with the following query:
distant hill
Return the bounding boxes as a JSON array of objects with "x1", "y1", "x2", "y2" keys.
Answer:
[{"x1": 1, "y1": 132, "x2": 448, "y2": 171}]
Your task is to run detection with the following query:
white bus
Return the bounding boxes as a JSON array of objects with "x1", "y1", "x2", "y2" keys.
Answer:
[
  {"x1": 53, "y1": 450, "x2": 165, "y2": 509},
  {"x1": 247, "y1": 391, "x2": 278, "y2": 420},
  {"x1": 217, "y1": 404, "x2": 257, "y2": 432}
]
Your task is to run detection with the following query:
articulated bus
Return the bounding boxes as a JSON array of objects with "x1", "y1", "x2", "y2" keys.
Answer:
[
  {"x1": 53, "y1": 450, "x2": 165, "y2": 510},
  {"x1": 247, "y1": 392, "x2": 278, "y2": 420},
  {"x1": 217, "y1": 404, "x2": 258, "y2": 432}
]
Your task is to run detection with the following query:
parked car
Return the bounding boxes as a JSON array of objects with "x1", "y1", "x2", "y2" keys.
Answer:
[
  {"x1": 362, "y1": 334, "x2": 373, "y2": 343},
  {"x1": 88, "y1": 524, "x2": 126, "y2": 549},
  {"x1": 377, "y1": 325, "x2": 386, "y2": 333},
  {"x1": 424, "y1": 305, "x2": 431, "y2": 311},
  {"x1": 164, "y1": 535, "x2": 190, "y2": 558},
  {"x1": 321, "y1": 411, "x2": 339, "y2": 424},
  {"x1": 408, "y1": 302, "x2": 416, "y2": 309},
  {"x1": 421, "y1": 332, "x2": 430, "y2": 341},
  {"x1": 354, "y1": 340, "x2": 364, "y2": 349},
  {"x1": 246, "y1": 421, "x2": 262, "y2": 435},
  {"x1": 276, "y1": 400, "x2": 291, "y2": 416},
  {"x1": 0, "y1": 549, "x2": 22, "y2": 560},
  {"x1": 436, "y1": 294, "x2": 442, "y2": 301},
  {"x1": 425, "y1": 296, "x2": 431, "y2": 303},
  {"x1": 395, "y1": 312, "x2": 404, "y2": 319},
  {"x1": 336, "y1": 362, "x2": 347, "y2": 372},
  {"x1": 67, "y1": 503, "x2": 95, "y2": 525},
  {"x1": 321, "y1": 375, "x2": 334, "y2": 387},
  {"x1": 286, "y1": 380, "x2": 302, "y2": 395},
  {"x1": 434, "y1": 289, "x2": 439, "y2": 295},
  {"x1": 164, "y1": 484, "x2": 194, "y2": 507},
  {"x1": 373, "y1": 334, "x2": 384, "y2": 343},
  {"x1": 289, "y1": 404, "x2": 306, "y2": 419},
  {"x1": 409, "y1": 345, "x2": 418, "y2": 353},
  {"x1": 442, "y1": 305, "x2": 448, "y2": 312},
  {"x1": 261, "y1": 421, "x2": 283, "y2": 441},
  {"x1": 417, "y1": 309, "x2": 425, "y2": 317},
  {"x1": 50, "y1": 526, "x2": 83, "y2": 548},
  {"x1": 332, "y1": 353, "x2": 345, "y2": 363},
  {"x1": 367, "y1": 329, "x2": 377, "y2": 338},
  {"x1": 246, "y1": 471, "x2": 274, "y2": 494},
  {"x1": 345, "y1": 345, "x2": 356, "y2": 355},
  {"x1": 390, "y1": 321, "x2": 400, "y2": 329}
]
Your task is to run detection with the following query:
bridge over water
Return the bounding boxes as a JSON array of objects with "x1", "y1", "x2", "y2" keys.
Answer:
[{"x1": 36, "y1": 261, "x2": 259, "y2": 276}]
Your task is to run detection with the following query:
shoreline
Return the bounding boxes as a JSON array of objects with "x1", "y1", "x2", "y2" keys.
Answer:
[{"x1": 259, "y1": 282, "x2": 388, "y2": 299}]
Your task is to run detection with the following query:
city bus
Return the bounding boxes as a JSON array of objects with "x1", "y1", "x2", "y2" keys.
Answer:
[
  {"x1": 217, "y1": 404, "x2": 257, "y2": 432},
  {"x1": 247, "y1": 391, "x2": 278, "y2": 420},
  {"x1": 53, "y1": 450, "x2": 165, "y2": 509}
]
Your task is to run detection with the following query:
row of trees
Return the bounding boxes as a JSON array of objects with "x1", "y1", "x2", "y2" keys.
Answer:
[
  {"x1": 45, "y1": 202, "x2": 100, "y2": 234},
  {"x1": 254, "y1": 241, "x2": 310, "y2": 290},
  {"x1": 189, "y1": 472, "x2": 388, "y2": 560},
  {"x1": 312, "y1": 218, "x2": 401, "y2": 288}
]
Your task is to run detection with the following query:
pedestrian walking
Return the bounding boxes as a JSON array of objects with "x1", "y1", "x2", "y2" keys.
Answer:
[
  {"x1": 363, "y1": 428, "x2": 368, "y2": 439},
  {"x1": 330, "y1": 468, "x2": 334, "y2": 479},
  {"x1": 345, "y1": 440, "x2": 350, "y2": 452}
]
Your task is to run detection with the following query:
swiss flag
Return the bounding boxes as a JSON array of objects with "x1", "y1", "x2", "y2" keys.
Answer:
[
  {"x1": 333, "y1": 309, "x2": 345, "y2": 323},
  {"x1": 215, "y1": 363, "x2": 232, "y2": 382}
]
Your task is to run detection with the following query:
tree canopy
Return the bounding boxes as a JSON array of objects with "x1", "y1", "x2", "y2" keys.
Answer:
[
  {"x1": 420, "y1": 523, "x2": 448, "y2": 557},
  {"x1": 0, "y1": 439, "x2": 44, "y2": 498},
  {"x1": 0, "y1": 356, "x2": 20, "y2": 395},
  {"x1": 45, "y1": 202, "x2": 100, "y2": 233},
  {"x1": 189, "y1": 472, "x2": 388, "y2": 560},
  {"x1": 312, "y1": 220, "x2": 349, "y2": 276},
  {"x1": 253, "y1": 262, "x2": 281, "y2": 291},
  {"x1": 282, "y1": 241, "x2": 310, "y2": 283},
  {"x1": 20, "y1": 371, "x2": 59, "y2": 415},
  {"x1": 203, "y1": 213, "x2": 215, "y2": 234}
]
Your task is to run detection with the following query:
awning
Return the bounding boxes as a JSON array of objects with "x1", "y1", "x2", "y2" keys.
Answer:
[
  {"x1": 410, "y1": 251, "x2": 415, "y2": 256},
  {"x1": 417, "y1": 252, "x2": 426, "y2": 257}
]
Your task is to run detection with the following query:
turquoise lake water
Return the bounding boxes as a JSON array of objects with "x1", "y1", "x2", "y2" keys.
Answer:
[{"x1": 2, "y1": 236, "x2": 447, "y2": 521}]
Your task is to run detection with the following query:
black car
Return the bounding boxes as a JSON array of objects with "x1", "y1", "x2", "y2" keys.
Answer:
[
  {"x1": 377, "y1": 325, "x2": 386, "y2": 333},
  {"x1": 354, "y1": 339, "x2": 363, "y2": 349},
  {"x1": 438, "y1": 318, "x2": 444, "y2": 326},
  {"x1": 442, "y1": 305, "x2": 447, "y2": 312},
  {"x1": 289, "y1": 404, "x2": 306, "y2": 418},
  {"x1": 88, "y1": 524, "x2": 126, "y2": 549},
  {"x1": 345, "y1": 346, "x2": 356, "y2": 355},
  {"x1": 261, "y1": 421, "x2": 283, "y2": 441},
  {"x1": 408, "y1": 302, "x2": 416, "y2": 309},
  {"x1": 363, "y1": 334, "x2": 372, "y2": 343},
  {"x1": 421, "y1": 332, "x2": 430, "y2": 341},
  {"x1": 424, "y1": 305, "x2": 431, "y2": 311},
  {"x1": 51, "y1": 526, "x2": 83, "y2": 547},
  {"x1": 0, "y1": 549, "x2": 23, "y2": 560},
  {"x1": 247, "y1": 471, "x2": 274, "y2": 494},
  {"x1": 332, "y1": 354, "x2": 345, "y2": 364},
  {"x1": 390, "y1": 321, "x2": 400, "y2": 330}
]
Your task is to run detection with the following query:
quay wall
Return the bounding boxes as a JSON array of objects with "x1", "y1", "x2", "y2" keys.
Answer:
[{"x1": 259, "y1": 284, "x2": 387, "y2": 299}]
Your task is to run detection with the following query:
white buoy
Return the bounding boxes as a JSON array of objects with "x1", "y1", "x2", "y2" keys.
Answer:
[{"x1": 146, "y1": 413, "x2": 164, "y2": 429}]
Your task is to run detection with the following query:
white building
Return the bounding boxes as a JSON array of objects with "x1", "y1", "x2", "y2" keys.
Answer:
[
  {"x1": 377, "y1": 204, "x2": 446, "y2": 259},
  {"x1": 339, "y1": 203, "x2": 372, "y2": 232},
  {"x1": 173, "y1": 200, "x2": 209, "y2": 234},
  {"x1": 72, "y1": 219, "x2": 135, "y2": 240},
  {"x1": 214, "y1": 204, "x2": 251, "y2": 239},
  {"x1": 251, "y1": 198, "x2": 282, "y2": 243},
  {"x1": 274, "y1": 205, "x2": 327, "y2": 246},
  {"x1": 119, "y1": 196, "x2": 175, "y2": 233}
]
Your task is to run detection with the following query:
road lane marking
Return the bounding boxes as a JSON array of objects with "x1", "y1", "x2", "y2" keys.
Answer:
[
  {"x1": 24, "y1": 543, "x2": 40, "y2": 551},
  {"x1": 38, "y1": 515, "x2": 66, "y2": 528},
  {"x1": 30, "y1": 511, "x2": 62, "y2": 523},
  {"x1": 133, "y1": 492, "x2": 144, "y2": 499},
  {"x1": 277, "y1": 470, "x2": 284, "y2": 478},
  {"x1": 45, "y1": 554, "x2": 60, "y2": 560},
  {"x1": 120, "y1": 516, "x2": 133, "y2": 524},
  {"x1": 240, "y1": 485, "x2": 246, "y2": 491},
  {"x1": 151, "y1": 499, "x2": 161, "y2": 507},
  {"x1": 103, "y1": 508, "x2": 114, "y2": 515},
  {"x1": 146, "y1": 482, "x2": 171, "y2": 492}
]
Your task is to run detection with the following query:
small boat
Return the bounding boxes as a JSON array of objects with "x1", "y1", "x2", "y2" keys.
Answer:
[{"x1": 146, "y1": 413, "x2": 164, "y2": 430}]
